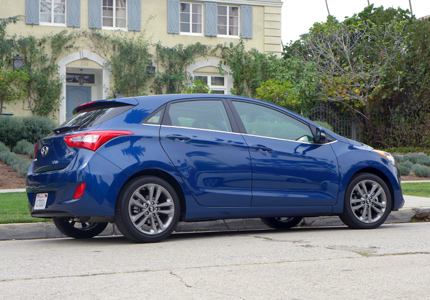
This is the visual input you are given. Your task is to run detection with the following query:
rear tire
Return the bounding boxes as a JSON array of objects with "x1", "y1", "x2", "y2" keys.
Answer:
[
  {"x1": 340, "y1": 173, "x2": 392, "y2": 229},
  {"x1": 53, "y1": 218, "x2": 108, "y2": 239},
  {"x1": 261, "y1": 217, "x2": 303, "y2": 229},
  {"x1": 115, "y1": 176, "x2": 180, "y2": 243}
]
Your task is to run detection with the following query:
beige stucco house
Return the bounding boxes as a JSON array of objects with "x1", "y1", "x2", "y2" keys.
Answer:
[{"x1": 1, "y1": 0, "x2": 282, "y2": 123}]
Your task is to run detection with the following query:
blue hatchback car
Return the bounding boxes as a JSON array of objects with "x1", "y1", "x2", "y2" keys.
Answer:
[{"x1": 27, "y1": 94, "x2": 404, "y2": 242}]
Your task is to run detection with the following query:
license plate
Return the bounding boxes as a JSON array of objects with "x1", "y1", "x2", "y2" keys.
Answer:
[{"x1": 34, "y1": 193, "x2": 48, "y2": 210}]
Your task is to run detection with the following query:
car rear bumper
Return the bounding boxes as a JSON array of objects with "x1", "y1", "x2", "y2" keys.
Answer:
[{"x1": 27, "y1": 152, "x2": 124, "y2": 218}]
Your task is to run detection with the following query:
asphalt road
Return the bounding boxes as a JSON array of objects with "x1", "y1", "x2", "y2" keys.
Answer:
[{"x1": 1, "y1": 223, "x2": 430, "y2": 300}]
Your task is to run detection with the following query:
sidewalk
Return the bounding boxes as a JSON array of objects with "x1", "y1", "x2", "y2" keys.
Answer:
[{"x1": 1, "y1": 193, "x2": 429, "y2": 241}]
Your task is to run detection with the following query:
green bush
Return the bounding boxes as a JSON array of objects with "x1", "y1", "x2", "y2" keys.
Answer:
[
  {"x1": 404, "y1": 153, "x2": 428, "y2": 164},
  {"x1": 20, "y1": 116, "x2": 57, "y2": 144},
  {"x1": 0, "y1": 141, "x2": 31, "y2": 177},
  {"x1": 0, "y1": 149, "x2": 31, "y2": 177},
  {"x1": 0, "y1": 116, "x2": 56, "y2": 148},
  {"x1": 416, "y1": 155, "x2": 430, "y2": 166},
  {"x1": 13, "y1": 140, "x2": 35, "y2": 158},
  {"x1": 0, "y1": 116, "x2": 24, "y2": 149},
  {"x1": 393, "y1": 154, "x2": 404, "y2": 163},
  {"x1": 0, "y1": 141, "x2": 9, "y2": 153},
  {"x1": 398, "y1": 164, "x2": 411, "y2": 176},
  {"x1": 400, "y1": 160, "x2": 414, "y2": 169},
  {"x1": 412, "y1": 164, "x2": 430, "y2": 178}
]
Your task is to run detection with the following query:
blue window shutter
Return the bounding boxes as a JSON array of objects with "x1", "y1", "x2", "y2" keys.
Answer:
[
  {"x1": 26, "y1": 0, "x2": 39, "y2": 25},
  {"x1": 205, "y1": 3, "x2": 217, "y2": 37},
  {"x1": 241, "y1": 6, "x2": 253, "y2": 39},
  {"x1": 89, "y1": 0, "x2": 102, "y2": 29},
  {"x1": 67, "y1": 0, "x2": 81, "y2": 28},
  {"x1": 128, "y1": 0, "x2": 141, "y2": 31},
  {"x1": 167, "y1": 0, "x2": 179, "y2": 34}
]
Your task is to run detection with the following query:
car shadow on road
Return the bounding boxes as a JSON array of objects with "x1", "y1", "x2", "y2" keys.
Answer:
[{"x1": 26, "y1": 224, "x2": 400, "y2": 245}]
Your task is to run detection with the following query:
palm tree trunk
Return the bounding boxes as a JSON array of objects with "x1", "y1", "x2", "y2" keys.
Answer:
[
  {"x1": 325, "y1": 0, "x2": 330, "y2": 16},
  {"x1": 367, "y1": 0, "x2": 370, "y2": 6}
]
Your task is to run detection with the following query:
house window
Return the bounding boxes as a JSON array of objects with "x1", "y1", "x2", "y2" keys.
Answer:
[
  {"x1": 217, "y1": 5, "x2": 239, "y2": 36},
  {"x1": 180, "y1": 2, "x2": 203, "y2": 34},
  {"x1": 103, "y1": 0, "x2": 127, "y2": 29},
  {"x1": 40, "y1": 0, "x2": 66, "y2": 25},
  {"x1": 194, "y1": 75, "x2": 226, "y2": 94}
]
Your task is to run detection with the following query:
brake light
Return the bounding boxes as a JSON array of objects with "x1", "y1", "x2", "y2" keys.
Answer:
[
  {"x1": 64, "y1": 130, "x2": 134, "y2": 151},
  {"x1": 34, "y1": 143, "x2": 38, "y2": 157},
  {"x1": 73, "y1": 183, "x2": 86, "y2": 199}
]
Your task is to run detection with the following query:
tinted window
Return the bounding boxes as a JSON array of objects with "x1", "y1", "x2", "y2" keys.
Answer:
[
  {"x1": 167, "y1": 100, "x2": 232, "y2": 132},
  {"x1": 145, "y1": 107, "x2": 164, "y2": 125},
  {"x1": 233, "y1": 101, "x2": 314, "y2": 142},
  {"x1": 57, "y1": 105, "x2": 132, "y2": 132}
]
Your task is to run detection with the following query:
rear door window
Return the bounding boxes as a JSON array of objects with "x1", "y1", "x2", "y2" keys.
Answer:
[{"x1": 166, "y1": 100, "x2": 232, "y2": 132}]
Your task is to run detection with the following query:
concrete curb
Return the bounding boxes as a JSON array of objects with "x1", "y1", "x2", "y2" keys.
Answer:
[{"x1": 1, "y1": 208, "x2": 429, "y2": 241}]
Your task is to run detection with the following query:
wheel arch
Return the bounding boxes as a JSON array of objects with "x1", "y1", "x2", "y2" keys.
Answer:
[{"x1": 116, "y1": 169, "x2": 187, "y2": 221}]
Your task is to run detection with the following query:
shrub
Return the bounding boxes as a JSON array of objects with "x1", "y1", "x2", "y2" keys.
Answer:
[
  {"x1": 13, "y1": 140, "x2": 35, "y2": 158},
  {"x1": 20, "y1": 116, "x2": 57, "y2": 144},
  {"x1": 398, "y1": 164, "x2": 411, "y2": 176},
  {"x1": 412, "y1": 164, "x2": 430, "y2": 178},
  {"x1": 0, "y1": 149, "x2": 31, "y2": 177},
  {"x1": 404, "y1": 153, "x2": 428, "y2": 164},
  {"x1": 393, "y1": 154, "x2": 404, "y2": 163},
  {"x1": 0, "y1": 116, "x2": 24, "y2": 149},
  {"x1": 0, "y1": 141, "x2": 9, "y2": 153},
  {"x1": 416, "y1": 155, "x2": 430, "y2": 166},
  {"x1": 400, "y1": 160, "x2": 414, "y2": 169},
  {"x1": 0, "y1": 116, "x2": 56, "y2": 148}
]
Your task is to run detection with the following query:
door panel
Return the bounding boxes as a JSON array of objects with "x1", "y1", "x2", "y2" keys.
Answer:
[
  {"x1": 66, "y1": 86, "x2": 91, "y2": 119},
  {"x1": 160, "y1": 100, "x2": 252, "y2": 207},
  {"x1": 243, "y1": 135, "x2": 339, "y2": 206},
  {"x1": 232, "y1": 101, "x2": 340, "y2": 207}
]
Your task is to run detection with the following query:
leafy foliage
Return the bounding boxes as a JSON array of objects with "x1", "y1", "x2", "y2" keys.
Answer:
[
  {"x1": 152, "y1": 42, "x2": 209, "y2": 94},
  {"x1": 0, "y1": 116, "x2": 56, "y2": 148},
  {"x1": 182, "y1": 78, "x2": 210, "y2": 94}
]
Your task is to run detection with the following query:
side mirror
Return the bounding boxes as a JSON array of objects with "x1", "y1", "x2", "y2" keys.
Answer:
[{"x1": 315, "y1": 128, "x2": 328, "y2": 144}]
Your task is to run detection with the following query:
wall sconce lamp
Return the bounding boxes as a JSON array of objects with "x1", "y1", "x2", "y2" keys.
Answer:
[{"x1": 12, "y1": 54, "x2": 24, "y2": 70}]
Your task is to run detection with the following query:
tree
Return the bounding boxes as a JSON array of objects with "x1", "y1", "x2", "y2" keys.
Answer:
[
  {"x1": 287, "y1": 6, "x2": 411, "y2": 132},
  {"x1": 0, "y1": 68, "x2": 29, "y2": 114}
]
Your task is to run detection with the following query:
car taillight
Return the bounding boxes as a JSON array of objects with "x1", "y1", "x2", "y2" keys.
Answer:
[
  {"x1": 34, "y1": 143, "x2": 38, "y2": 157},
  {"x1": 73, "y1": 183, "x2": 86, "y2": 199},
  {"x1": 64, "y1": 130, "x2": 134, "y2": 151}
]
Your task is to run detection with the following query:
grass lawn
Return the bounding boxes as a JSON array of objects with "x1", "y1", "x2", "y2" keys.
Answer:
[
  {"x1": 401, "y1": 182, "x2": 430, "y2": 198},
  {"x1": 0, "y1": 192, "x2": 50, "y2": 224}
]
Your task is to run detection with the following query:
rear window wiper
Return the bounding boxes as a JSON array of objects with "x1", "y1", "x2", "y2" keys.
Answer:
[{"x1": 53, "y1": 125, "x2": 80, "y2": 134}]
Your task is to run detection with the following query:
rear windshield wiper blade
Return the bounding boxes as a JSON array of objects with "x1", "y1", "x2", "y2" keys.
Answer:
[{"x1": 53, "y1": 125, "x2": 80, "y2": 134}]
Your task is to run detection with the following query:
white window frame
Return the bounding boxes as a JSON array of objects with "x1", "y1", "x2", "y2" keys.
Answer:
[
  {"x1": 180, "y1": 2, "x2": 203, "y2": 36},
  {"x1": 217, "y1": 5, "x2": 240, "y2": 38},
  {"x1": 193, "y1": 74, "x2": 227, "y2": 94},
  {"x1": 102, "y1": 0, "x2": 128, "y2": 31},
  {"x1": 39, "y1": 0, "x2": 66, "y2": 27}
]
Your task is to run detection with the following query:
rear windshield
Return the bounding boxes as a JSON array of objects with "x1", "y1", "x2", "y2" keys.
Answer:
[{"x1": 54, "y1": 105, "x2": 133, "y2": 134}]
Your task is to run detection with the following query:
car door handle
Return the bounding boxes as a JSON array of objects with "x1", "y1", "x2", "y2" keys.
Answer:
[
  {"x1": 166, "y1": 134, "x2": 191, "y2": 142},
  {"x1": 251, "y1": 144, "x2": 273, "y2": 152}
]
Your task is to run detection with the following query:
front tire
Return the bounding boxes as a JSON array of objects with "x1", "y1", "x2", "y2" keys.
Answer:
[
  {"x1": 115, "y1": 176, "x2": 180, "y2": 243},
  {"x1": 340, "y1": 173, "x2": 392, "y2": 229},
  {"x1": 53, "y1": 218, "x2": 108, "y2": 239},
  {"x1": 261, "y1": 217, "x2": 303, "y2": 229}
]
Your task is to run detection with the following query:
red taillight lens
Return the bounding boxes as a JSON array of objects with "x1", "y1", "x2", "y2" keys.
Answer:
[
  {"x1": 73, "y1": 183, "x2": 86, "y2": 199},
  {"x1": 34, "y1": 143, "x2": 38, "y2": 157},
  {"x1": 63, "y1": 130, "x2": 134, "y2": 151}
]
